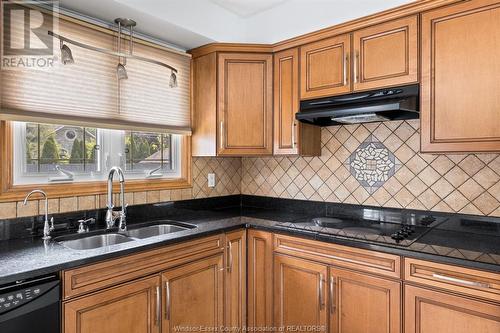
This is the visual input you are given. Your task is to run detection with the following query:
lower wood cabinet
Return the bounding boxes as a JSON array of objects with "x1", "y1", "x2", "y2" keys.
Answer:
[
  {"x1": 247, "y1": 230, "x2": 274, "y2": 328},
  {"x1": 330, "y1": 267, "x2": 401, "y2": 333},
  {"x1": 274, "y1": 254, "x2": 328, "y2": 330},
  {"x1": 404, "y1": 284, "x2": 500, "y2": 333},
  {"x1": 64, "y1": 275, "x2": 161, "y2": 333},
  {"x1": 225, "y1": 230, "x2": 247, "y2": 328},
  {"x1": 161, "y1": 254, "x2": 224, "y2": 333}
]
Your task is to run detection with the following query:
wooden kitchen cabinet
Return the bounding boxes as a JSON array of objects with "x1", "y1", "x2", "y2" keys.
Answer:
[
  {"x1": 300, "y1": 34, "x2": 352, "y2": 99},
  {"x1": 64, "y1": 275, "x2": 161, "y2": 333},
  {"x1": 247, "y1": 230, "x2": 273, "y2": 328},
  {"x1": 217, "y1": 52, "x2": 273, "y2": 155},
  {"x1": 274, "y1": 254, "x2": 328, "y2": 330},
  {"x1": 420, "y1": 0, "x2": 500, "y2": 152},
  {"x1": 225, "y1": 230, "x2": 247, "y2": 328},
  {"x1": 404, "y1": 284, "x2": 500, "y2": 333},
  {"x1": 274, "y1": 48, "x2": 321, "y2": 155},
  {"x1": 329, "y1": 267, "x2": 401, "y2": 333},
  {"x1": 192, "y1": 52, "x2": 273, "y2": 156},
  {"x1": 161, "y1": 254, "x2": 224, "y2": 333},
  {"x1": 352, "y1": 15, "x2": 418, "y2": 91}
]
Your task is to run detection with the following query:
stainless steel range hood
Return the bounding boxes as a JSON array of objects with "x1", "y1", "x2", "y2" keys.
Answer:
[{"x1": 296, "y1": 84, "x2": 419, "y2": 126}]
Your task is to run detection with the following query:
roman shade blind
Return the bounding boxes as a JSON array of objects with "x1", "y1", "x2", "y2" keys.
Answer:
[{"x1": 0, "y1": 13, "x2": 191, "y2": 134}]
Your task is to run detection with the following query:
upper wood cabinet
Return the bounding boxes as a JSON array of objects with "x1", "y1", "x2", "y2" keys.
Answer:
[
  {"x1": 420, "y1": 0, "x2": 500, "y2": 152},
  {"x1": 225, "y1": 230, "x2": 247, "y2": 328},
  {"x1": 405, "y1": 284, "x2": 500, "y2": 333},
  {"x1": 274, "y1": 254, "x2": 328, "y2": 330},
  {"x1": 300, "y1": 34, "x2": 352, "y2": 99},
  {"x1": 64, "y1": 275, "x2": 161, "y2": 333},
  {"x1": 192, "y1": 52, "x2": 273, "y2": 156},
  {"x1": 161, "y1": 255, "x2": 224, "y2": 333},
  {"x1": 274, "y1": 48, "x2": 321, "y2": 155},
  {"x1": 300, "y1": 16, "x2": 418, "y2": 99},
  {"x1": 218, "y1": 53, "x2": 273, "y2": 155},
  {"x1": 330, "y1": 267, "x2": 401, "y2": 333},
  {"x1": 352, "y1": 15, "x2": 418, "y2": 91}
]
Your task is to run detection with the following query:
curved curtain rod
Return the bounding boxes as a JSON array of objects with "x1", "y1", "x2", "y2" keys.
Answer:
[{"x1": 48, "y1": 31, "x2": 178, "y2": 73}]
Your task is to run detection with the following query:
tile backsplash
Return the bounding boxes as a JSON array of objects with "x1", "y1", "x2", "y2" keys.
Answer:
[
  {"x1": 2, "y1": 119, "x2": 500, "y2": 219},
  {"x1": 242, "y1": 120, "x2": 500, "y2": 217},
  {"x1": 0, "y1": 157, "x2": 241, "y2": 219}
]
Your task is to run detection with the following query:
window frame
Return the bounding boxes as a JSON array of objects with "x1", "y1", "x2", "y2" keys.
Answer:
[{"x1": 0, "y1": 121, "x2": 192, "y2": 202}]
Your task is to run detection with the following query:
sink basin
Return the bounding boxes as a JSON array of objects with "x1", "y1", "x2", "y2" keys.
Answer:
[
  {"x1": 127, "y1": 223, "x2": 195, "y2": 239},
  {"x1": 58, "y1": 233, "x2": 133, "y2": 250}
]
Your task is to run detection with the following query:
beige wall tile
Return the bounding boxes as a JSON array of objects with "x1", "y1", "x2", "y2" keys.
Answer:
[
  {"x1": 147, "y1": 191, "x2": 160, "y2": 204},
  {"x1": 39, "y1": 198, "x2": 60, "y2": 215},
  {"x1": 0, "y1": 202, "x2": 17, "y2": 219},
  {"x1": 17, "y1": 200, "x2": 38, "y2": 217},
  {"x1": 133, "y1": 192, "x2": 147, "y2": 205},
  {"x1": 60, "y1": 197, "x2": 78, "y2": 213},
  {"x1": 78, "y1": 196, "x2": 96, "y2": 211}
]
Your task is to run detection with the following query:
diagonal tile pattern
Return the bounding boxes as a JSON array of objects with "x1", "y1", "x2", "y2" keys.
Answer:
[{"x1": 242, "y1": 120, "x2": 500, "y2": 217}]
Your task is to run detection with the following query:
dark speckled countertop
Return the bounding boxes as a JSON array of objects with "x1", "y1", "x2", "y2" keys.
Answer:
[{"x1": 0, "y1": 195, "x2": 499, "y2": 285}]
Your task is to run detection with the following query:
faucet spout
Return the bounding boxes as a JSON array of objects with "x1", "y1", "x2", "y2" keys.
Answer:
[
  {"x1": 23, "y1": 190, "x2": 54, "y2": 240},
  {"x1": 105, "y1": 167, "x2": 127, "y2": 231}
]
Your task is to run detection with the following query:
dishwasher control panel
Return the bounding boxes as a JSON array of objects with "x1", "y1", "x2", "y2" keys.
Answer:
[{"x1": 0, "y1": 276, "x2": 59, "y2": 315}]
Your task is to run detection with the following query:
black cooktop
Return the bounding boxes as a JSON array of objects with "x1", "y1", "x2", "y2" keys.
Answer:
[{"x1": 276, "y1": 209, "x2": 448, "y2": 247}]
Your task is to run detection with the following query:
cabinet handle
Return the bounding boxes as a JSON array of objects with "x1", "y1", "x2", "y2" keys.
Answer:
[
  {"x1": 291, "y1": 122, "x2": 297, "y2": 149},
  {"x1": 155, "y1": 285, "x2": 161, "y2": 326},
  {"x1": 432, "y1": 273, "x2": 490, "y2": 288},
  {"x1": 330, "y1": 277, "x2": 336, "y2": 314},
  {"x1": 319, "y1": 274, "x2": 325, "y2": 309},
  {"x1": 164, "y1": 281, "x2": 171, "y2": 320},
  {"x1": 354, "y1": 51, "x2": 359, "y2": 83},
  {"x1": 343, "y1": 54, "x2": 349, "y2": 86},
  {"x1": 227, "y1": 242, "x2": 233, "y2": 273},
  {"x1": 219, "y1": 121, "x2": 224, "y2": 149}
]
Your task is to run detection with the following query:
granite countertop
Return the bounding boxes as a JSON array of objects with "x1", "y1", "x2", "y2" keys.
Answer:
[{"x1": 0, "y1": 207, "x2": 499, "y2": 285}]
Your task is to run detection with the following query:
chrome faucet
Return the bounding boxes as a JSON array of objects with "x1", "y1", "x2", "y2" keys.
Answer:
[
  {"x1": 23, "y1": 190, "x2": 54, "y2": 240},
  {"x1": 105, "y1": 167, "x2": 127, "y2": 232}
]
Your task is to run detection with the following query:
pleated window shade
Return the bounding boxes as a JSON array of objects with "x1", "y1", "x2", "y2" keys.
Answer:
[{"x1": 0, "y1": 15, "x2": 191, "y2": 135}]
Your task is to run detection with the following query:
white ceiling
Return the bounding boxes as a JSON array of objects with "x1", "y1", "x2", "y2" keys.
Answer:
[{"x1": 59, "y1": 0, "x2": 414, "y2": 50}]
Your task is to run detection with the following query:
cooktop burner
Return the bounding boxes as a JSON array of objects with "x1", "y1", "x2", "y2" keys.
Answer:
[{"x1": 276, "y1": 209, "x2": 448, "y2": 247}]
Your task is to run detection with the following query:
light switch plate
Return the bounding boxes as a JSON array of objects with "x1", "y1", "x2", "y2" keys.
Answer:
[{"x1": 208, "y1": 173, "x2": 216, "y2": 188}]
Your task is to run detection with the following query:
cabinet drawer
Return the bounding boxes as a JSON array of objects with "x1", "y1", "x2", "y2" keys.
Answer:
[
  {"x1": 274, "y1": 234, "x2": 401, "y2": 279},
  {"x1": 404, "y1": 258, "x2": 500, "y2": 303},
  {"x1": 63, "y1": 234, "x2": 224, "y2": 299}
]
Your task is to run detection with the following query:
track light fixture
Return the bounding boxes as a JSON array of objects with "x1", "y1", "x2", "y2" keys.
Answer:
[{"x1": 60, "y1": 41, "x2": 74, "y2": 65}]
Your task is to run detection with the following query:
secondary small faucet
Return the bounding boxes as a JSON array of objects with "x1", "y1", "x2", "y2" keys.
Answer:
[
  {"x1": 23, "y1": 190, "x2": 54, "y2": 240},
  {"x1": 105, "y1": 166, "x2": 127, "y2": 232}
]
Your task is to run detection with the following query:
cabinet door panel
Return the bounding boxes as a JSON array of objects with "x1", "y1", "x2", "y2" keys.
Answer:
[
  {"x1": 330, "y1": 268, "x2": 401, "y2": 333},
  {"x1": 218, "y1": 53, "x2": 273, "y2": 155},
  {"x1": 353, "y1": 15, "x2": 418, "y2": 91},
  {"x1": 300, "y1": 34, "x2": 351, "y2": 99},
  {"x1": 248, "y1": 230, "x2": 273, "y2": 328},
  {"x1": 421, "y1": 0, "x2": 500, "y2": 152},
  {"x1": 161, "y1": 255, "x2": 224, "y2": 333},
  {"x1": 274, "y1": 48, "x2": 299, "y2": 154},
  {"x1": 274, "y1": 254, "x2": 328, "y2": 330},
  {"x1": 64, "y1": 276, "x2": 160, "y2": 333},
  {"x1": 404, "y1": 285, "x2": 500, "y2": 333},
  {"x1": 225, "y1": 230, "x2": 246, "y2": 328}
]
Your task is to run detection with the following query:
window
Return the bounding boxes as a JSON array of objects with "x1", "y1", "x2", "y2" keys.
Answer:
[{"x1": 12, "y1": 122, "x2": 182, "y2": 185}]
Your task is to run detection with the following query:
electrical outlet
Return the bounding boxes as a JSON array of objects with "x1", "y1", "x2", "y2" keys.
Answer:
[{"x1": 208, "y1": 173, "x2": 216, "y2": 188}]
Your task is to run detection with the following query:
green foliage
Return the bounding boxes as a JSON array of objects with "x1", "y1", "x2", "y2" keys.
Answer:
[
  {"x1": 40, "y1": 135, "x2": 60, "y2": 164},
  {"x1": 69, "y1": 139, "x2": 83, "y2": 163}
]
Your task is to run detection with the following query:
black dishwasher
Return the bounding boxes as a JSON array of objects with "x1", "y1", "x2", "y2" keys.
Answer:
[{"x1": 0, "y1": 274, "x2": 60, "y2": 333}]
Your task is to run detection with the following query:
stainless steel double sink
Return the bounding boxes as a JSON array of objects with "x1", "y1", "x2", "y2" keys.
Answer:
[{"x1": 55, "y1": 221, "x2": 196, "y2": 250}]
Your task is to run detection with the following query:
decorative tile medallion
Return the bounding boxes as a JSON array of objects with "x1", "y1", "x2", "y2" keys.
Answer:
[{"x1": 346, "y1": 135, "x2": 401, "y2": 193}]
